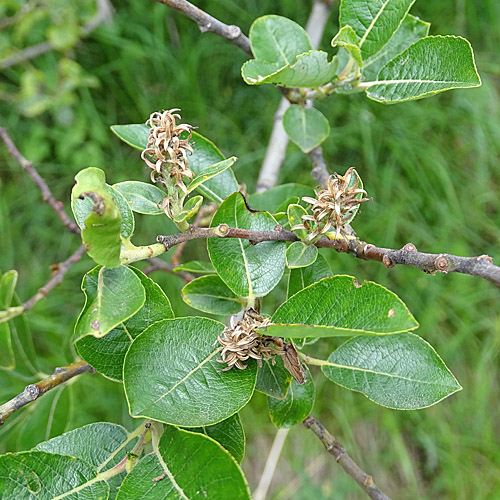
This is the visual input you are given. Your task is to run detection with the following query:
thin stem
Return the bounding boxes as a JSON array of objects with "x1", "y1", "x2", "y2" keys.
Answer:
[
  {"x1": 253, "y1": 428, "x2": 290, "y2": 500},
  {"x1": 153, "y1": 0, "x2": 251, "y2": 55},
  {"x1": 0, "y1": 127, "x2": 80, "y2": 233},
  {"x1": 297, "y1": 352, "x2": 329, "y2": 366},
  {"x1": 120, "y1": 242, "x2": 166, "y2": 265},
  {"x1": 0, "y1": 361, "x2": 94, "y2": 425},
  {"x1": 0, "y1": 245, "x2": 86, "y2": 324},
  {"x1": 155, "y1": 225, "x2": 500, "y2": 287},
  {"x1": 303, "y1": 415, "x2": 392, "y2": 500}
]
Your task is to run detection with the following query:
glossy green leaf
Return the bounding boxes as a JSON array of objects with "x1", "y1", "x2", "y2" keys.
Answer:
[
  {"x1": 256, "y1": 356, "x2": 292, "y2": 399},
  {"x1": 116, "y1": 426, "x2": 250, "y2": 500},
  {"x1": 362, "y1": 14, "x2": 430, "y2": 81},
  {"x1": 268, "y1": 365, "x2": 315, "y2": 427},
  {"x1": 189, "y1": 414, "x2": 245, "y2": 463},
  {"x1": 0, "y1": 451, "x2": 108, "y2": 499},
  {"x1": 173, "y1": 195, "x2": 203, "y2": 223},
  {"x1": 110, "y1": 124, "x2": 148, "y2": 149},
  {"x1": 248, "y1": 15, "x2": 311, "y2": 64},
  {"x1": 365, "y1": 36, "x2": 481, "y2": 103},
  {"x1": 35, "y1": 422, "x2": 130, "y2": 467},
  {"x1": 173, "y1": 260, "x2": 215, "y2": 274},
  {"x1": 113, "y1": 181, "x2": 166, "y2": 215},
  {"x1": 182, "y1": 275, "x2": 244, "y2": 315},
  {"x1": 74, "y1": 265, "x2": 145, "y2": 339},
  {"x1": 124, "y1": 317, "x2": 257, "y2": 426},
  {"x1": 287, "y1": 253, "x2": 332, "y2": 298},
  {"x1": 283, "y1": 105, "x2": 330, "y2": 153},
  {"x1": 71, "y1": 167, "x2": 122, "y2": 267},
  {"x1": 287, "y1": 203, "x2": 308, "y2": 239},
  {"x1": 331, "y1": 25, "x2": 362, "y2": 67},
  {"x1": 340, "y1": 0, "x2": 415, "y2": 60},
  {"x1": 322, "y1": 333, "x2": 462, "y2": 409},
  {"x1": 248, "y1": 183, "x2": 315, "y2": 212},
  {"x1": 108, "y1": 184, "x2": 135, "y2": 239},
  {"x1": 186, "y1": 157, "x2": 237, "y2": 193},
  {"x1": 274, "y1": 196, "x2": 300, "y2": 216},
  {"x1": 286, "y1": 241, "x2": 318, "y2": 269},
  {"x1": 243, "y1": 51, "x2": 337, "y2": 88},
  {"x1": 266, "y1": 275, "x2": 418, "y2": 338},
  {"x1": 75, "y1": 267, "x2": 173, "y2": 381},
  {"x1": 0, "y1": 270, "x2": 17, "y2": 368},
  {"x1": 242, "y1": 15, "x2": 335, "y2": 88},
  {"x1": 111, "y1": 125, "x2": 238, "y2": 203},
  {"x1": 208, "y1": 193, "x2": 286, "y2": 298}
]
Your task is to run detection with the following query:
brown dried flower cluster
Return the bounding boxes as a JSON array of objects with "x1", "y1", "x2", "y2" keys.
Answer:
[
  {"x1": 293, "y1": 167, "x2": 370, "y2": 242},
  {"x1": 217, "y1": 309, "x2": 280, "y2": 371},
  {"x1": 141, "y1": 109, "x2": 194, "y2": 194}
]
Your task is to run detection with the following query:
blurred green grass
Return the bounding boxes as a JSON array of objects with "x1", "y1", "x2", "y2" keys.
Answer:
[{"x1": 1, "y1": 0, "x2": 500, "y2": 498}]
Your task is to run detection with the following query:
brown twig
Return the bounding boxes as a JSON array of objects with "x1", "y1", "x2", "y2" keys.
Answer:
[
  {"x1": 153, "y1": 0, "x2": 251, "y2": 55},
  {"x1": 308, "y1": 145, "x2": 330, "y2": 188},
  {"x1": 157, "y1": 225, "x2": 500, "y2": 287},
  {"x1": 0, "y1": 361, "x2": 94, "y2": 425},
  {"x1": 0, "y1": 127, "x2": 80, "y2": 234},
  {"x1": 0, "y1": 245, "x2": 86, "y2": 323},
  {"x1": 303, "y1": 415, "x2": 391, "y2": 500}
]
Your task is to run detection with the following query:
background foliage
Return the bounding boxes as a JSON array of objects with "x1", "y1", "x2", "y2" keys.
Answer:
[{"x1": 1, "y1": 0, "x2": 499, "y2": 498}]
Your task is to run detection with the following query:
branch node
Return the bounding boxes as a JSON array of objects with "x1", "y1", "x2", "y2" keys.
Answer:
[
  {"x1": 218, "y1": 223, "x2": 229, "y2": 236},
  {"x1": 53, "y1": 366, "x2": 67, "y2": 374},
  {"x1": 363, "y1": 476, "x2": 374, "y2": 487},
  {"x1": 402, "y1": 242, "x2": 417, "y2": 252},
  {"x1": 435, "y1": 254, "x2": 449, "y2": 273},
  {"x1": 382, "y1": 254, "x2": 394, "y2": 268},
  {"x1": 25, "y1": 384, "x2": 39, "y2": 400},
  {"x1": 478, "y1": 254, "x2": 493, "y2": 264}
]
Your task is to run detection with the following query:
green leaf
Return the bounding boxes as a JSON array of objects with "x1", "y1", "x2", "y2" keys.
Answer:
[
  {"x1": 282, "y1": 105, "x2": 330, "y2": 153},
  {"x1": 186, "y1": 157, "x2": 237, "y2": 193},
  {"x1": 242, "y1": 15, "x2": 335, "y2": 88},
  {"x1": 0, "y1": 270, "x2": 17, "y2": 368},
  {"x1": 74, "y1": 265, "x2": 145, "y2": 339},
  {"x1": 256, "y1": 356, "x2": 292, "y2": 399},
  {"x1": 286, "y1": 241, "x2": 318, "y2": 269},
  {"x1": 248, "y1": 183, "x2": 315, "y2": 212},
  {"x1": 124, "y1": 317, "x2": 257, "y2": 426},
  {"x1": 340, "y1": 0, "x2": 415, "y2": 60},
  {"x1": 364, "y1": 36, "x2": 481, "y2": 103},
  {"x1": 268, "y1": 365, "x2": 315, "y2": 427},
  {"x1": 287, "y1": 203, "x2": 308, "y2": 239},
  {"x1": 173, "y1": 195, "x2": 203, "y2": 223},
  {"x1": 111, "y1": 125, "x2": 238, "y2": 203},
  {"x1": 71, "y1": 167, "x2": 122, "y2": 267},
  {"x1": 331, "y1": 25, "x2": 363, "y2": 67},
  {"x1": 182, "y1": 275, "x2": 244, "y2": 315},
  {"x1": 110, "y1": 124, "x2": 149, "y2": 149},
  {"x1": 287, "y1": 253, "x2": 332, "y2": 298},
  {"x1": 35, "y1": 422, "x2": 130, "y2": 467},
  {"x1": 75, "y1": 267, "x2": 173, "y2": 381},
  {"x1": 362, "y1": 14, "x2": 430, "y2": 81},
  {"x1": 173, "y1": 260, "x2": 215, "y2": 274},
  {"x1": 208, "y1": 193, "x2": 286, "y2": 299},
  {"x1": 0, "y1": 451, "x2": 108, "y2": 499},
  {"x1": 113, "y1": 181, "x2": 166, "y2": 215},
  {"x1": 243, "y1": 51, "x2": 337, "y2": 88},
  {"x1": 322, "y1": 333, "x2": 462, "y2": 409},
  {"x1": 189, "y1": 414, "x2": 245, "y2": 463},
  {"x1": 248, "y1": 15, "x2": 311, "y2": 65},
  {"x1": 108, "y1": 184, "x2": 135, "y2": 240},
  {"x1": 116, "y1": 426, "x2": 250, "y2": 500},
  {"x1": 266, "y1": 275, "x2": 418, "y2": 338}
]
